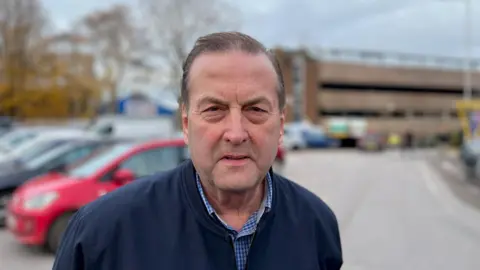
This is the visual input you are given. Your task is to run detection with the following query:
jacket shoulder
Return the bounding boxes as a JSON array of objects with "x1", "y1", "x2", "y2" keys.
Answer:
[
  {"x1": 59, "y1": 164, "x2": 186, "y2": 260},
  {"x1": 273, "y1": 173, "x2": 343, "y2": 266},
  {"x1": 273, "y1": 173, "x2": 337, "y2": 221}
]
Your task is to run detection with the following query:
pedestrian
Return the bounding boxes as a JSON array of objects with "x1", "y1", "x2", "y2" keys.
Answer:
[
  {"x1": 52, "y1": 32, "x2": 343, "y2": 270},
  {"x1": 401, "y1": 130, "x2": 415, "y2": 157}
]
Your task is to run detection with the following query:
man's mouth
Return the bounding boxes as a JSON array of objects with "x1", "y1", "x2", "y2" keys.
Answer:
[{"x1": 222, "y1": 154, "x2": 249, "y2": 160}]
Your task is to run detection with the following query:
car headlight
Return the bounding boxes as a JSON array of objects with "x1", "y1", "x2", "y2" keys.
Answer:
[{"x1": 23, "y1": 192, "x2": 58, "y2": 210}]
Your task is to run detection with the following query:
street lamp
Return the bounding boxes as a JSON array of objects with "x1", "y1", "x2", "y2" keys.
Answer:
[
  {"x1": 438, "y1": 0, "x2": 473, "y2": 99},
  {"x1": 463, "y1": 0, "x2": 473, "y2": 100}
]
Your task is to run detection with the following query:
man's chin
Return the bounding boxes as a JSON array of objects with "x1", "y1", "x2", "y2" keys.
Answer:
[
  {"x1": 215, "y1": 183, "x2": 258, "y2": 194},
  {"x1": 212, "y1": 174, "x2": 262, "y2": 192}
]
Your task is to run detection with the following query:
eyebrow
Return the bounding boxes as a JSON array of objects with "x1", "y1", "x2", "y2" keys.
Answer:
[
  {"x1": 196, "y1": 96, "x2": 229, "y2": 109},
  {"x1": 241, "y1": 96, "x2": 271, "y2": 108},
  {"x1": 196, "y1": 96, "x2": 273, "y2": 110}
]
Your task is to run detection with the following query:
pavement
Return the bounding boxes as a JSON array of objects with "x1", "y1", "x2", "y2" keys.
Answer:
[{"x1": 1, "y1": 148, "x2": 480, "y2": 270}]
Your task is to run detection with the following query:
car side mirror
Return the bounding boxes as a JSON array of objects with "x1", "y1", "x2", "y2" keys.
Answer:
[{"x1": 112, "y1": 168, "x2": 135, "y2": 185}]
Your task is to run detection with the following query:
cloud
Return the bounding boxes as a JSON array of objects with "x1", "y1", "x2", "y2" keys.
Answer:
[{"x1": 42, "y1": 0, "x2": 480, "y2": 59}]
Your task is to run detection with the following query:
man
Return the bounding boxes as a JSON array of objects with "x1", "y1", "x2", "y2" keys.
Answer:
[{"x1": 53, "y1": 31, "x2": 343, "y2": 270}]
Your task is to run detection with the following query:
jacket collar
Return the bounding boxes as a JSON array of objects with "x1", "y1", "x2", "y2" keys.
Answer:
[{"x1": 180, "y1": 159, "x2": 277, "y2": 238}]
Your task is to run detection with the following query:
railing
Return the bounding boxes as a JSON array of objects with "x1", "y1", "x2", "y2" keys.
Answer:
[{"x1": 309, "y1": 48, "x2": 480, "y2": 71}]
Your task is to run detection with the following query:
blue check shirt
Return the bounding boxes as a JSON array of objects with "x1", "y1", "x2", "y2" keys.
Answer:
[{"x1": 196, "y1": 173, "x2": 273, "y2": 270}]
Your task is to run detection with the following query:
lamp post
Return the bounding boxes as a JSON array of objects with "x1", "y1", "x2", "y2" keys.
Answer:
[
  {"x1": 438, "y1": 0, "x2": 474, "y2": 99},
  {"x1": 463, "y1": 0, "x2": 473, "y2": 100}
]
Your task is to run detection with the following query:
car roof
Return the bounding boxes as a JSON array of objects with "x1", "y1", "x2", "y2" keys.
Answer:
[{"x1": 128, "y1": 137, "x2": 186, "y2": 150}]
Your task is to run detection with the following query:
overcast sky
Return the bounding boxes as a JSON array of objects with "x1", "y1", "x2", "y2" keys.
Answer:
[{"x1": 42, "y1": 0, "x2": 480, "y2": 61}]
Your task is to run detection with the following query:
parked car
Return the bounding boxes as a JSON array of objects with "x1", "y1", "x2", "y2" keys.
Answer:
[
  {"x1": 86, "y1": 115, "x2": 176, "y2": 139},
  {"x1": 0, "y1": 130, "x2": 100, "y2": 162},
  {"x1": 357, "y1": 133, "x2": 386, "y2": 152},
  {"x1": 283, "y1": 124, "x2": 307, "y2": 151},
  {"x1": 283, "y1": 122, "x2": 338, "y2": 150},
  {"x1": 303, "y1": 127, "x2": 339, "y2": 148},
  {"x1": 6, "y1": 138, "x2": 187, "y2": 253},
  {"x1": 273, "y1": 145, "x2": 286, "y2": 174},
  {"x1": 459, "y1": 139, "x2": 480, "y2": 179},
  {"x1": 0, "y1": 139, "x2": 120, "y2": 225}
]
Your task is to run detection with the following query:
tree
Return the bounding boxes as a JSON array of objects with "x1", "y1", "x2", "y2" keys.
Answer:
[
  {"x1": 138, "y1": 0, "x2": 240, "y2": 95},
  {"x1": 0, "y1": 0, "x2": 49, "y2": 115},
  {"x1": 74, "y1": 4, "x2": 143, "y2": 113}
]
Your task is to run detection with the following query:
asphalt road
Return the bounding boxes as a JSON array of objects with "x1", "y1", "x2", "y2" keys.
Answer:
[{"x1": 1, "y1": 149, "x2": 480, "y2": 270}]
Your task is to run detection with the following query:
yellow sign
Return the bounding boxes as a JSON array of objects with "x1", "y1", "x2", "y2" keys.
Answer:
[{"x1": 455, "y1": 100, "x2": 480, "y2": 140}]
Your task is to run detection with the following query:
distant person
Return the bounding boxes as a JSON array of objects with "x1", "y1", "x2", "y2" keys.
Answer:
[
  {"x1": 401, "y1": 130, "x2": 415, "y2": 157},
  {"x1": 52, "y1": 32, "x2": 343, "y2": 270}
]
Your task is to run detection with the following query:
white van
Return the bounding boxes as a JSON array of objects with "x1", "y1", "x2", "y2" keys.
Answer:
[{"x1": 86, "y1": 115, "x2": 176, "y2": 140}]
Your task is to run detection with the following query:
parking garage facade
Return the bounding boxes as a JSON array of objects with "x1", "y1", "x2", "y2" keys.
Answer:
[{"x1": 274, "y1": 48, "x2": 480, "y2": 144}]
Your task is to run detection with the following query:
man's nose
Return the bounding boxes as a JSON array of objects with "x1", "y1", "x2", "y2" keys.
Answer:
[{"x1": 224, "y1": 110, "x2": 248, "y2": 145}]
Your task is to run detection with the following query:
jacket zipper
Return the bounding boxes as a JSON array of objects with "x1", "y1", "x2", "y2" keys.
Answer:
[
  {"x1": 245, "y1": 212, "x2": 269, "y2": 270},
  {"x1": 229, "y1": 235, "x2": 238, "y2": 270},
  {"x1": 244, "y1": 230, "x2": 259, "y2": 270}
]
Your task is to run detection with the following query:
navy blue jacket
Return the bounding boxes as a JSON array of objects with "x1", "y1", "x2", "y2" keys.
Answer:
[{"x1": 53, "y1": 160, "x2": 343, "y2": 270}]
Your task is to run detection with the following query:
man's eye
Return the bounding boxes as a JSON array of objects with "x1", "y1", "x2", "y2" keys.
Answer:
[
  {"x1": 248, "y1": 107, "x2": 266, "y2": 113},
  {"x1": 204, "y1": 106, "x2": 220, "y2": 112}
]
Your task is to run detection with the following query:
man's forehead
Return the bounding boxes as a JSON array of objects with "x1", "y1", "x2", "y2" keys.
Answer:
[{"x1": 188, "y1": 51, "x2": 276, "y2": 82}]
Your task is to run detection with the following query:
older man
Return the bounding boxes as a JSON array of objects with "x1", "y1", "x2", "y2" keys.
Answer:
[{"x1": 53, "y1": 31, "x2": 343, "y2": 270}]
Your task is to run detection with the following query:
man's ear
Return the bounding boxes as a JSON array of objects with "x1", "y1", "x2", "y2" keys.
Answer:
[{"x1": 181, "y1": 103, "x2": 189, "y2": 145}]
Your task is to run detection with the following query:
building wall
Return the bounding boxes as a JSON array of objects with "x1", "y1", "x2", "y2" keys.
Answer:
[
  {"x1": 319, "y1": 62, "x2": 480, "y2": 89},
  {"x1": 274, "y1": 48, "x2": 478, "y2": 135},
  {"x1": 318, "y1": 90, "x2": 459, "y2": 112}
]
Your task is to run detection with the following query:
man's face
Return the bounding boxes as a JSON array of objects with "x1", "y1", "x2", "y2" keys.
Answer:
[{"x1": 182, "y1": 51, "x2": 285, "y2": 192}]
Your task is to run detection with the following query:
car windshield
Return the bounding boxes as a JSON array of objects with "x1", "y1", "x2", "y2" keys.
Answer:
[
  {"x1": 0, "y1": 130, "x2": 38, "y2": 153},
  {"x1": 23, "y1": 143, "x2": 74, "y2": 170},
  {"x1": 18, "y1": 140, "x2": 68, "y2": 164},
  {"x1": 67, "y1": 144, "x2": 134, "y2": 178}
]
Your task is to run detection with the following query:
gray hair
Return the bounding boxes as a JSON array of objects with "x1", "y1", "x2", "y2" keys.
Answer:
[{"x1": 180, "y1": 31, "x2": 286, "y2": 110}]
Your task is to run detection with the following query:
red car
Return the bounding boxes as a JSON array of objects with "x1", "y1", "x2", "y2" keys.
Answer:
[
  {"x1": 274, "y1": 145, "x2": 286, "y2": 174},
  {"x1": 6, "y1": 138, "x2": 187, "y2": 253},
  {"x1": 6, "y1": 138, "x2": 286, "y2": 253}
]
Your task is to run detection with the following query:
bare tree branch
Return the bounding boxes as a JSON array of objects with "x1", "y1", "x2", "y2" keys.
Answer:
[
  {"x1": 138, "y1": 0, "x2": 241, "y2": 94},
  {"x1": 73, "y1": 4, "x2": 146, "y2": 113}
]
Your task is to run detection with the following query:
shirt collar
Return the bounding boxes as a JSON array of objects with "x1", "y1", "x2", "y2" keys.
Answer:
[{"x1": 195, "y1": 172, "x2": 273, "y2": 216}]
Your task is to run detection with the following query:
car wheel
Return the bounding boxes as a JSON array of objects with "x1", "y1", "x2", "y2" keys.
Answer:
[{"x1": 46, "y1": 212, "x2": 74, "y2": 254}]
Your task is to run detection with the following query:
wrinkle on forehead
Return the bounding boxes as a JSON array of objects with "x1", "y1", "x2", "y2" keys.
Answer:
[{"x1": 188, "y1": 51, "x2": 277, "y2": 91}]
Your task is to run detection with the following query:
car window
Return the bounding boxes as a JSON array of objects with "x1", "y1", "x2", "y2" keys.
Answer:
[
  {"x1": 25, "y1": 144, "x2": 74, "y2": 169},
  {"x1": 0, "y1": 131, "x2": 38, "y2": 152},
  {"x1": 19, "y1": 140, "x2": 69, "y2": 163},
  {"x1": 68, "y1": 144, "x2": 134, "y2": 178},
  {"x1": 118, "y1": 146, "x2": 182, "y2": 178},
  {"x1": 41, "y1": 144, "x2": 100, "y2": 170}
]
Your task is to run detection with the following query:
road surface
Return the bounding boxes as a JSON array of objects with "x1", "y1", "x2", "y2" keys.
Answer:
[{"x1": 1, "y1": 149, "x2": 480, "y2": 270}]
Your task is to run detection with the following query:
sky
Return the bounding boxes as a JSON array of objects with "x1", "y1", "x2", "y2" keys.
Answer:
[{"x1": 41, "y1": 0, "x2": 480, "y2": 64}]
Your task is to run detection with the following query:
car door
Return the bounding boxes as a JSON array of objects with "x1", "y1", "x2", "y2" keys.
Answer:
[
  {"x1": 94, "y1": 145, "x2": 183, "y2": 198},
  {"x1": 118, "y1": 146, "x2": 183, "y2": 178}
]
